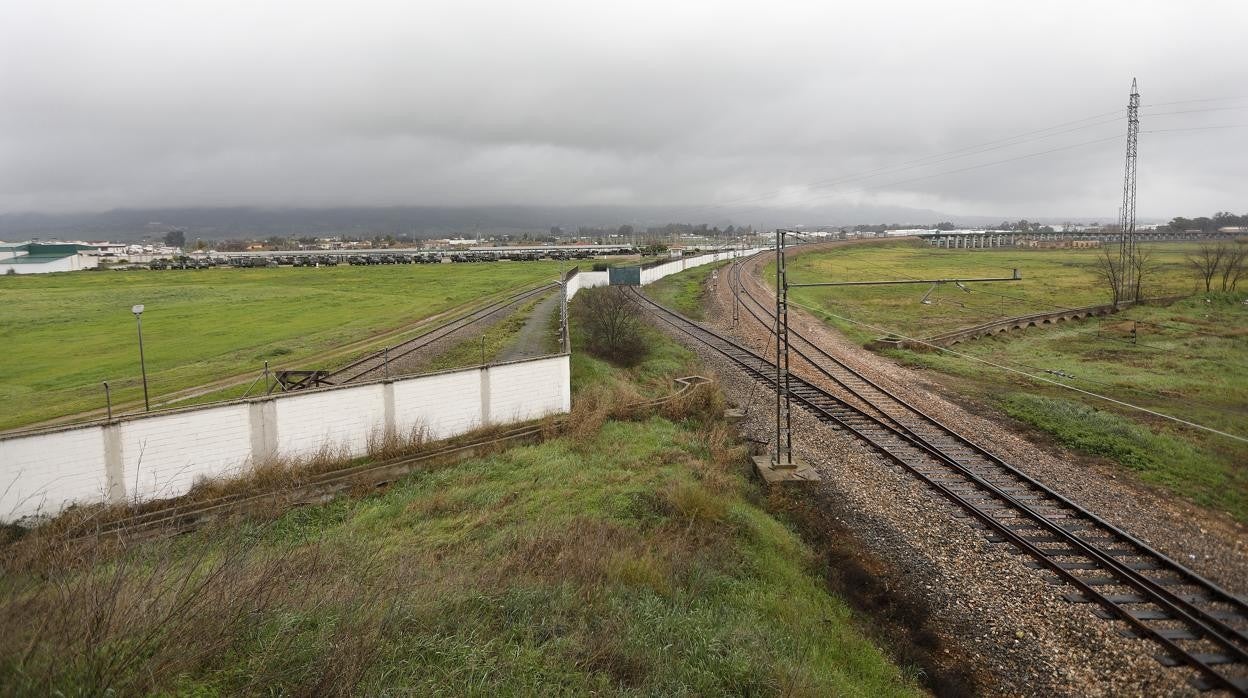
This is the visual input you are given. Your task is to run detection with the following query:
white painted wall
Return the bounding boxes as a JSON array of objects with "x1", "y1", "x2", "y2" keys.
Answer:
[
  {"x1": 392, "y1": 370, "x2": 482, "y2": 440},
  {"x1": 564, "y1": 270, "x2": 608, "y2": 300},
  {"x1": 0, "y1": 426, "x2": 110, "y2": 520},
  {"x1": 0, "y1": 250, "x2": 764, "y2": 521},
  {"x1": 120, "y1": 404, "x2": 253, "y2": 503},
  {"x1": 638, "y1": 248, "x2": 764, "y2": 285},
  {"x1": 275, "y1": 383, "x2": 388, "y2": 460},
  {"x1": 0, "y1": 355, "x2": 569, "y2": 523},
  {"x1": 565, "y1": 249, "x2": 763, "y2": 301}
]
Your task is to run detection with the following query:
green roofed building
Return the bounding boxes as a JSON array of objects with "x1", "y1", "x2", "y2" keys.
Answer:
[{"x1": 0, "y1": 243, "x2": 99, "y2": 275}]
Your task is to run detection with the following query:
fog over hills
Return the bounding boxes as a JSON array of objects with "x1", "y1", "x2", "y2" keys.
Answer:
[
  {"x1": 0, "y1": 205, "x2": 1113, "y2": 242},
  {"x1": 4, "y1": 3, "x2": 1243, "y2": 234}
]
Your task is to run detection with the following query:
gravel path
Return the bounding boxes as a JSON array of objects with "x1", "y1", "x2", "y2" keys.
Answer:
[
  {"x1": 639, "y1": 242, "x2": 1247, "y2": 696},
  {"x1": 497, "y1": 289, "x2": 559, "y2": 362}
]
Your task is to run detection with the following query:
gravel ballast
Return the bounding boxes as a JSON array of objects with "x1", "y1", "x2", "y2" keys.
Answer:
[{"x1": 636, "y1": 245, "x2": 1247, "y2": 696}]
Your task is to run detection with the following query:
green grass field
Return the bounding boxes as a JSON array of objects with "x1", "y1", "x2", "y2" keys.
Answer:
[
  {"x1": 772, "y1": 239, "x2": 1200, "y2": 343},
  {"x1": 0, "y1": 320, "x2": 920, "y2": 697},
  {"x1": 642, "y1": 260, "x2": 732, "y2": 320},
  {"x1": 0, "y1": 263, "x2": 573, "y2": 430},
  {"x1": 770, "y1": 240, "x2": 1248, "y2": 521}
]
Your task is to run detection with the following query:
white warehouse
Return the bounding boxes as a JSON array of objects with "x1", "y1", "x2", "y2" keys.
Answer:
[{"x1": 0, "y1": 243, "x2": 99, "y2": 274}]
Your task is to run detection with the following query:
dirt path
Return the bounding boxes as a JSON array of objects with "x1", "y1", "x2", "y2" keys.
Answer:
[{"x1": 496, "y1": 290, "x2": 560, "y2": 362}]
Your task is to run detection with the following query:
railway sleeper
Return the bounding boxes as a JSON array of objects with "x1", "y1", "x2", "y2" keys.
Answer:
[
  {"x1": 1191, "y1": 675, "x2": 1248, "y2": 693},
  {"x1": 1064, "y1": 592, "x2": 1216, "y2": 606},
  {"x1": 1119, "y1": 626, "x2": 1200, "y2": 640},
  {"x1": 956, "y1": 491, "x2": 1046, "y2": 505},
  {"x1": 1156, "y1": 653, "x2": 1241, "y2": 667},
  {"x1": 1082, "y1": 575, "x2": 1183, "y2": 588},
  {"x1": 1004, "y1": 521, "x2": 1100, "y2": 534},
  {"x1": 1093, "y1": 606, "x2": 1174, "y2": 621}
]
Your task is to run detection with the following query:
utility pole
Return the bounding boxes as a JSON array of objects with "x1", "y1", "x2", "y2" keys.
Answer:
[
  {"x1": 752, "y1": 229, "x2": 819, "y2": 483},
  {"x1": 1117, "y1": 78, "x2": 1140, "y2": 304},
  {"x1": 773, "y1": 229, "x2": 793, "y2": 467},
  {"x1": 755, "y1": 228, "x2": 1023, "y2": 484}
]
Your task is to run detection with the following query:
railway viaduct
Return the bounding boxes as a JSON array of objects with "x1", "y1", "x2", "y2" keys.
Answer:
[{"x1": 919, "y1": 228, "x2": 1241, "y2": 249}]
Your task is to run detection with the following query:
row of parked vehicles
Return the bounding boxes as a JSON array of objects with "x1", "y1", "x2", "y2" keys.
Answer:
[{"x1": 144, "y1": 249, "x2": 605, "y2": 270}]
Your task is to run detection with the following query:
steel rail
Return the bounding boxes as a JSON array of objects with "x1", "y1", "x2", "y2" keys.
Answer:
[
  {"x1": 727, "y1": 258, "x2": 1248, "y2": 692},
  {"x1": 729, "y1": 257, "x2": 1248, "y2": 630},
  {"x1": 60, "y1": 378, "x2": 707, "y2": 544},
  {"x1": 327, "y1": 282, "x2": 558, "y2": 384},
  {"x1": 632, "y1": 275, "x2": 1247, "y2": 695}
]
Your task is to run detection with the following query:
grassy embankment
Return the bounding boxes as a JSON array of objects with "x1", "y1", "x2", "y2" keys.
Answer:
[
  {"x1": 0, "y1": 311, "x2": 921, "y2": 696},
  {"x1": 0, "y1": 263, "x2": 575, "y2": 430},
  {"x1": 420, "y1": 291, "x2": 559, "y2": 372},
  {"x1": 771, "y1": 240, "x2": 1248, "y2": 521},
  {"x1": 641, "y1": 260, "x2": 733, "y2": 320}
]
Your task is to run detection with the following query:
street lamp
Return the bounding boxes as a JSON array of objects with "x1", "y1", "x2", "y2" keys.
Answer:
[{"x1": 132, "y1": 304, "x2": 150, "y2": 412}]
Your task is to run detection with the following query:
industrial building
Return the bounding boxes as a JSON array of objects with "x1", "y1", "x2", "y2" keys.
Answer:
[{"x1": 0, "y1": 242, "x2": 99, "y2": 275}]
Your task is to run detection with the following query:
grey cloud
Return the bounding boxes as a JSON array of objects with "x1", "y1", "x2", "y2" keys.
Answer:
[{"x1": 1, "y1": 0, "x2": 1245, "y2": 221}]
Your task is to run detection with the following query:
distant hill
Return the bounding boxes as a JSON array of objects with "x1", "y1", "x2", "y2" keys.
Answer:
[{"x1": 0, "y1": 204, "x2": 1087, "y2": 241}]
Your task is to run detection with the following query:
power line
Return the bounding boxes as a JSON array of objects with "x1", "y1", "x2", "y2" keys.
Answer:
[
  {"x1": 1141, "y1": 105, "x2": 1248, "y2": 117},
  {"x1": 1143, "y1": 96, "x2": 1248, "y2": 108},
  {"x1": 1143, "y1": 124, "x2": 1248, "y2": 134}
]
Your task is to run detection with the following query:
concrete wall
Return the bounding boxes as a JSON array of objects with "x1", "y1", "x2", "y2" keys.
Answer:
[
  {"x1": 639, "y1": 248, "x2": 764, "y2": 285},
  {"x1": 563, "y1": 249, "x2": 763, "y2": 301},
  {"x1": 0, "y1": 355, "x2": 569, "y2": 523},
  {"x1": 565, "y1": 269, "x2": 608, "y2": 300}
]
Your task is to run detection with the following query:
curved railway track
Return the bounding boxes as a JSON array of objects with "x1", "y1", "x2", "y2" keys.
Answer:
[
  {"x1": 628, "y1": 259, "x2": 1248, "y2": 695},
  {"x1": 327, "y1": 282, "x2": 558, "y2": 384}
]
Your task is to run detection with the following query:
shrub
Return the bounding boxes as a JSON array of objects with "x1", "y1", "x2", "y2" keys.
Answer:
[{"x1": 573, "y1": 286, "x2": 649, "y2": 366}]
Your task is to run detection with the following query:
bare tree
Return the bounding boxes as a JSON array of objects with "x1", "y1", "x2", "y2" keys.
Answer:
[
  {"x1": 1221, "y1": 241, "x2": 1246, "y2": 292},
  {"x1": 1131, "y1": 245, "x2": 1157, "y2": 301},
  {"x1": 1187, "y1": 242, "x2": 1226, "y2": 292},
  {"x1": 573, "y1": 286, "x2": 649, "y2": 365},
  {"x1": 1092, "y1": 247, "x2": 1125, "y2": 305}
]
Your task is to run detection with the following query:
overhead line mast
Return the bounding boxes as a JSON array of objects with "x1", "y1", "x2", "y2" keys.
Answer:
[{"x1": 1117, "y1": 78, "x2": 1141, "y2": 303}]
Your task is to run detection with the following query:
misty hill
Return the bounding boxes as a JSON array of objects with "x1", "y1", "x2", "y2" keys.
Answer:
[{"x1": 0, "y1": 205, "x2": 1028, "y2": 241}]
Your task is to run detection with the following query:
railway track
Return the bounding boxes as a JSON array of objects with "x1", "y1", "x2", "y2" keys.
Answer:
[
  {"x1": 327, "y1": 282, "x2": 558, "y2": 384},
  {"x1": 59, "y1": 376, "x2": 709, "y2": 544},
  {"x1": 629, "y1": 263, "x2": 1248, "y2": 695}
]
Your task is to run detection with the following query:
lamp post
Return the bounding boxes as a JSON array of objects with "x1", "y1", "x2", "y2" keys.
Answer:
[{"x1": 132, "y1": 304, "x2": 150, "y2": 412}]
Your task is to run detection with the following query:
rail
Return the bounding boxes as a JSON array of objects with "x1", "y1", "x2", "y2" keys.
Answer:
[
  {"x1": 53, "y1": 375, "x2": 709, "y2": 544},
  {"x1": 626, "y1": 261, "x2": 1247, "y2": 695}
]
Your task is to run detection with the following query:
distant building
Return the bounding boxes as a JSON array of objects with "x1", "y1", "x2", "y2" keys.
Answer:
[
  {"x1": 89, "y1": 241, "x2": 128, "y2": 256},
  {"x1": 0, "y1": 243, "x2": 100, "y2": 274}
]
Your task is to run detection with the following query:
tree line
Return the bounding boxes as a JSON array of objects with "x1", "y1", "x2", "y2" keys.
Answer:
[{"x1": 1163, "y1": 211, "x2": 1246, "y2": 233}]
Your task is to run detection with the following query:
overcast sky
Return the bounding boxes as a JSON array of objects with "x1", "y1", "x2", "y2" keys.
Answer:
[{"x1": 1, "y1": 0, "x2": 1245, "y2": 221}]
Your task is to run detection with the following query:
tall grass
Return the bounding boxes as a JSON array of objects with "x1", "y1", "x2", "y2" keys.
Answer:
[{"x1": 1002, "y1": 393, "x2": 1248, "y2": 519}]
